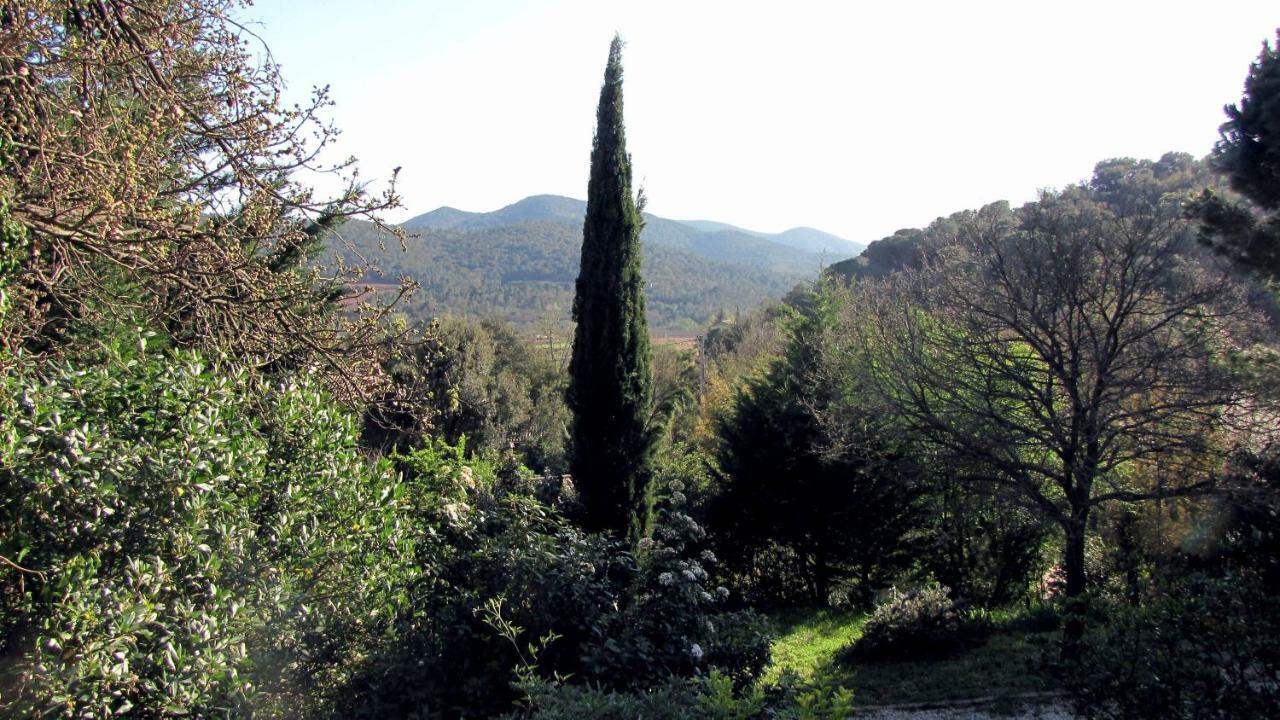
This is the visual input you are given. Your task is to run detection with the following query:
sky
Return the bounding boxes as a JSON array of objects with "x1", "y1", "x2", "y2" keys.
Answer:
[{"x1": 241, "y1": 0, "x2": 1279, "y2": 244}]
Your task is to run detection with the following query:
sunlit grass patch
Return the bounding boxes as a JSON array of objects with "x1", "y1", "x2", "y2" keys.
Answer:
[
  {"x1": 764, "y1": 608, "x2": 867, "y2": 683},
  {"x1": 764, "y1": 606, "x2": 1063, "y2": 708}
]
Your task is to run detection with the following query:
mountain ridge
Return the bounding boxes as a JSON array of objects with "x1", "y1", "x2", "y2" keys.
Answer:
[
  {"x1": 325, "y1": 195, "x2": 865, "y2": 333},
  {"x1": 403, "y1": 195, "x2": 865, "y2": 261}
]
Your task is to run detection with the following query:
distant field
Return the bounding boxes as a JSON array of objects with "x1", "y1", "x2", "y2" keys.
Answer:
[
  {"x1": 652, "y1": 333, "x2": 699, "y2": 349},
  {"x1": 350, "y1": 282, "x2": 403, "y2": 292}
]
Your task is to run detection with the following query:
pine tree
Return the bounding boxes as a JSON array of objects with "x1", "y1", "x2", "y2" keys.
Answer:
[
  {"x1": 1198, "y1": 31, "x2": 1280, "y2": 279},
  {"x1": 567, "y1": 35, "x2": 655, "y2": 542},
  {"x1": 1218, "y1": 31, "x2": 1280, "y2": 211}
]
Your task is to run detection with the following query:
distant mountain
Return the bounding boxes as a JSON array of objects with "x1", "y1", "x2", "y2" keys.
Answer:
[
  {"x1": 401, "y1": 206, "x2": 480, "y2": 231},
  {"x1": 678, "y1": 220, "x2": 864, "y2": 257},
  {"x1": 325, "y1": 218, "x2": 806, "y2": 334},
  {"x1": 675, "y1": 219, "x2": 765, "y2": 237},
  {"x1": 404, "y1": 195, "x2": 586, "y2": 232},
  {"x1": 771, "y1": 227, "x2": 864, "y2": 256},
  {"x1": 404, "y1": 195, "x2": 861, "y2": 275},
  {"x1": 325, "y1": 195, "x2": 866, "y2": 333}
]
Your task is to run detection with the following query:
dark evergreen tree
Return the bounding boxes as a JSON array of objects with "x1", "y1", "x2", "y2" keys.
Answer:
[
  {"x1": 1218, "y1": 32, "x2": 1280, "y2": 211},
  {"x1": 709, "y1": 281, "x2": 921, "y2": 606},
  {"x1": 567, "y1": 36, "x2": 655, "y2": 542},
  {"x1": 1198, "y1": 31, "x2": 1280, "y2": 279}
]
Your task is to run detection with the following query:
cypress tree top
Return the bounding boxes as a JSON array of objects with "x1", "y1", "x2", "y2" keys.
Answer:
[{"x1": 567, "y1": 35, "x2": 655, "y2": 542}]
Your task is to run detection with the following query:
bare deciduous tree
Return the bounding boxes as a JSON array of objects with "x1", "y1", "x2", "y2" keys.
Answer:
[
  {"x1": 831, "y1": 178, "x2": 1258, "y2": 646},
  {"x1": 1, "y1": 1, "x2": 411, "y2": 398}
]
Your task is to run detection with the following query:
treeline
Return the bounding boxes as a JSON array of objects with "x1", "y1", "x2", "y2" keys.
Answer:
[{"x1": 707, "y1": 151, "x2": 1270, "y2": 608}]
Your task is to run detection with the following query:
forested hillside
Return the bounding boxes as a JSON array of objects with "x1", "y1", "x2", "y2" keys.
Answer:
[
  {"x1": 325, "y1": 194, "x2": 855, "y2": 333},
  {"x1": 329, "y1": 217, "x2": 808, "y2": 331},
  {"x1": 827, "y1": 153, "x2": 1226, "y2": 283},
  {"x1": 328, "y1": 194, "x2": 860, "y2": 332},
  {"x1": 403, "y1": 194, "x2": 864, "y2": 270}
]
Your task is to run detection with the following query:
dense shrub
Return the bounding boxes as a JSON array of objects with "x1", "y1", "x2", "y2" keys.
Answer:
[
  {"x1": 331, "y1": 442, "x2": 628, "y2": 718},
  {"x1": 581, "y1": 510, "x2": 772, "y2": 690},
  {"x1": 0, "y1": 346, "x2": 768, "y2": 718},
  {"x1": 503, "y1": 676, "x2": 707, "y2": 720},
  {"x1": 362, "y1": 317, "x2": 570, "y2": 472},
  {"x1": 0, "y1": 165, "x2": 28, "y2": 348},
  {"x1": 1008, "y1": 604, "x2": 1062, "y2": 634},
  {"x1": 506, "y1": 668, "x2": 856, "y2": 720},
  {"x1": 844, "y1": 584, "x2": 988, "y2": 662},
  {"x1": 0, "y1": 351, "x2": 767, "y2": 718},
  {"x1": 1066, "y1": 574, "x2": 1280, "y2": 719},
  {"x1": 0, "y1": 348, "x2": 413, "y2": 717},
  {"x1": 1216, "y1": 447, "x2": 1280, "y2": 594},
  {"x1": 334, "y1": 447, "x2": 771, "y2": 718},
  {"x1": 1062, "y1": 452, "x2": 1280, "y2": 719},
  {"x1": 917, "y1": 475, "x2": 1051, "y2": 607},
  {"x1": 703, "y1": 610, "x2": 774, "y2": 691},
  {"x1": 768, "y1": 669, "x2": 858, "y2": 720}
]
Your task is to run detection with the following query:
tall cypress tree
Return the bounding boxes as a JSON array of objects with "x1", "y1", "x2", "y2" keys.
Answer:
[{"x1": 567, "y1": 35, "x2": 655, "y2": 542}]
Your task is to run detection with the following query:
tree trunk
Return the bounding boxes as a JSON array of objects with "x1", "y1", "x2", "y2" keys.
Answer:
[
  {"x1": 1112, "y1": 511, "x2": 1141, "y2": 607},
  {"x1": 808, "y1": 550, "x2": 832, "y2": 605},
  {"x1": 1061, "y1": 513, "x2": 1089, "y2": 659}
]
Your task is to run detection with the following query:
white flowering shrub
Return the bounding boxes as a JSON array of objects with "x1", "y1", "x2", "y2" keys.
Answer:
[
  {"x1": 578, "y1": 508, "x2": 772, "y2": 690},
  {"x1": 845, "y1": 583, "x2": 989, "y2": 662}
]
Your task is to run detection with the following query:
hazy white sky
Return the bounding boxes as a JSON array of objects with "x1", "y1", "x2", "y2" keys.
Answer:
[{"x1": 243, "y1": 1, "x2": 1278, "y2": 243}]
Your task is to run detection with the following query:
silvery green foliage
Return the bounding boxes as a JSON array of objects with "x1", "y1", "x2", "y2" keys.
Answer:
[
  {"x1": 0, "y1": 349, "x2": 413, "y2": 717},
  {"x1": 847, "y1": 583, "x2": 986, "y2": 662}
]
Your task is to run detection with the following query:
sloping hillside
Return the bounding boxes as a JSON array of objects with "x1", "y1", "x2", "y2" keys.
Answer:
[
  {"x1": 327, "y1": 217, "x2": 808, "y2": 332},
  {"x1": 404, "y1": 195, "x2": 861, "y2": 275}
]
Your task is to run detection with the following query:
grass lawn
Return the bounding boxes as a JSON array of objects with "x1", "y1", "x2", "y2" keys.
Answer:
[
  {"x1": 845, "y1": 627, "x2": 1060, "y2": 707},
  {"x1": 765, "y1": 608, "x2": 868, "y2": 684},
  {"x1": 765, "y1": 607, "x2": 1063, "y2": 708}
]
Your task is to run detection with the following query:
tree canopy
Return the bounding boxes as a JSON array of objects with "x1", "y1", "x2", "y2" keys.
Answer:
[
  {"x1": 830, "y1": 159, "x2": 1255, "y2": 648},
  {"x1": 1199, "y1": 31, "x2": 1280, "y2": 280}
]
